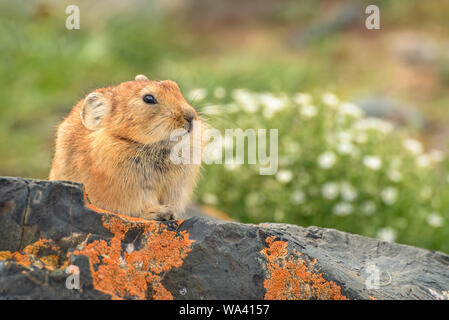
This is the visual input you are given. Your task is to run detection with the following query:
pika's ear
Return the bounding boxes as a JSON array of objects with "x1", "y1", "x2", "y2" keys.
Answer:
[
  {"x1": 135, "y1": 74, "x2": 149, "y2": 81},
  {"x1": 80, "y1": 92, "x2": 110, "y2": 130}
]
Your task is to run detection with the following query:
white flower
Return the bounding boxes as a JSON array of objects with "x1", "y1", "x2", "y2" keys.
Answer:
[
  {"x1": 301, "y1": 105, "x2": 318, "y2": 118},
  {"x1": 241, "y1": 103, "x2": 259, "y2": 114},
  {"x1": 354, "y1": 132, "x2": 368, "y2": 143},
  {"x1": 337, "y1": 142, "x2": 356, "y2": 155},
  {"x1": 377, "y1": 227, "x2": 397, "y2": 242},
  {"x1": 322, "y1": 92, "x2": 339, "y2": 107},
  {"x1": 291, "y1": 190, "x2": 306, "y2": 204},
  {"x1": 402, "y1": 138, "x2": 423, "y2": 155},
  {"x1": 276, "y1": 170, "x2": 293, "y2": 183},
  {"x1": 353, "y1": 118, "x2": 394, "y2": 134},
  {"x1": 333, "y1": 202, "x2": 353, "y2": 216},
  {"x1": 318, "y1": 151, "x2": 336, "y2": 169},
  {"x1": 416, "y1": 155, "x2": 431, "y2": 167},
  {"x1": 427, "y1": 213, "x2": 444, "y2": 228},
  {"x1": 361, "y1": 201, "x2": 376, "y2": 215},
  {"x1": 387, "y1": 169, "x2": 403, "y2": 182},
  {"x1": 232, "y1": 89, "x2": 259, "y2": 113},
  {"x1": 337, "y1": 131, "x2": 352, "y2": 143},
  {"x1": 259, "y1": 93, "x2": 286, "y2": 118},
  {"x1": 263, "y1": 109, "x2": 275, "y2": 119},
  {"x1": 232, "y1": 88, "x2": 253, "y2": 104},
  {"x1": 381, "y1": 187, "x2": 398, "y2": 205},
  {"x1": 322, "y1": 182, "x2": 339, "y2": 200},
  {"x1": 340, "y1": 102, "x2": 364, "y2": 118},
  {"x1": 340, "y1": 182, "x2": 357, "y2": 201},
  {"x1": 224, "y1": 159, "x2": 241, "y2": 171},
  {"x1": 202, "y1": 193, "x2": 218, "y2": 205},
  {"x1": 188, "y1": 88, "x2": 207, "y2": 101},
  {"x1": 213, "y1": 87, "x2": 226, "y2": 99},
  {"x1": 293, "y1": 93, "x2": 312, "y2": 105},
  {"x1": 363, "y1": 156, "x2": 382, "y2": 170}
]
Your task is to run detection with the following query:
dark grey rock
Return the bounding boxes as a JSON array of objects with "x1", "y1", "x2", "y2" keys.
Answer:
[{"x1": 0, "y1": 176, "x2": 448, "y2": 300}]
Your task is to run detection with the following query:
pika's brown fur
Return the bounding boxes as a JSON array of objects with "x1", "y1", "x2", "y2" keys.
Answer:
[{"x1": 50, "y1": 75, "x2": 201, "y2": 221}]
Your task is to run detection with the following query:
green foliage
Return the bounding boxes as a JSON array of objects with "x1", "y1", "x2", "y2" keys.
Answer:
[{"x1": 194, "y1": 89, "x2": 449, "y2": 253}]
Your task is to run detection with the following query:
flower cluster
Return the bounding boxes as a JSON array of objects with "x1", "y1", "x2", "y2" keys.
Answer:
[{"x1": 192, "y1": 88, "x2": 449, "y2": 253}]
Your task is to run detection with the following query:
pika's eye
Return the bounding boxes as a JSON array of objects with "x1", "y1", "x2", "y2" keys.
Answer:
[{"x1": 142, "y1": 94, "x2": 158, "y2": 105}]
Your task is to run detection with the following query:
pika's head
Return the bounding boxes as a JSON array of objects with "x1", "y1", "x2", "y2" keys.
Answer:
[{"x1": 80, "y1": 74, "x2": 199, "y2": 145}]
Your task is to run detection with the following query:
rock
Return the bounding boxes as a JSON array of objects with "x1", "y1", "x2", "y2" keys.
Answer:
[
  {"x1": 0, "y1": 176, "x2": 448, "y2": 300},
  {"x1": 352, "y1": 96, "x2": 426, "y2": 130},
  {"x1": 289, "y1": 0, "x2": 362, "y2": 48},
  {"x1": 391, "y1": 32, "x2": 443, "y2": 68}
]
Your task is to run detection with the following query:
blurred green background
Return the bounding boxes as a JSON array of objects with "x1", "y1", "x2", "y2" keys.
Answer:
[{"x1": 1, "y1": 0, "x2": 449, "y2": 252}]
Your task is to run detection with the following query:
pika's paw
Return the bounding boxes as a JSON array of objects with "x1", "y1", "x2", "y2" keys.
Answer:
[{"x1": 141, "y1": 205, "x2": 175, "y2": 221}]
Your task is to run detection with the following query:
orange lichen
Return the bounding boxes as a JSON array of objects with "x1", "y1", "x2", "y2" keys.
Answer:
[
  {"x1": 40, "y1": 255, "x2": 60, "y2": 270},
  {"x1": 261, "y1": 236, "x2": 346, "y2": 300},
  {"x1": 74, "y1": 213, "x2": 193, "y2": 300},
  {"x1": 0, "y1": 250, "x2": 31, "y2": 268},
  {"x1": 0, "y1": 202, "x2": 192, "y2": 300},
  {"x1": 0, "y1": 238, "x2": 62, "y2": 270}
]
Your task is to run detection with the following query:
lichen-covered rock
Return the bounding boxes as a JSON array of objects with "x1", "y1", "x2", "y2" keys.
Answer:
[{"x1": 0, "y1": 177, "x2": 448, "y2": 300}]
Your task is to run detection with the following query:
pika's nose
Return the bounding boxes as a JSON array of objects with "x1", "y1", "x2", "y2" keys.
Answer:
[
  {"x1": 184, "y1": 115, "x2": 193, "y2": 132},
  {"x1": 183, "y1": 108, "x2": 196, "y2": 132}
]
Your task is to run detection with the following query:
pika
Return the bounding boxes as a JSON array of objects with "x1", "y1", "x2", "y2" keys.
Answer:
[{"x1": 49, "y1": 74, "x2": 201, "y2": 221}]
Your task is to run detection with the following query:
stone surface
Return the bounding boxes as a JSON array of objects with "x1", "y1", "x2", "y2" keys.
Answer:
[{"x1": 0, "y1": 176, "x2": 448, "y2": 300}]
